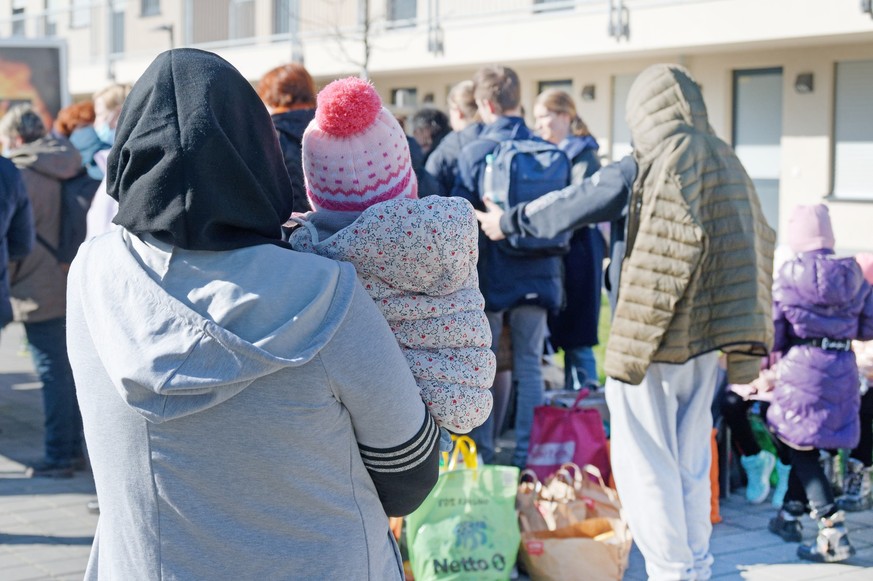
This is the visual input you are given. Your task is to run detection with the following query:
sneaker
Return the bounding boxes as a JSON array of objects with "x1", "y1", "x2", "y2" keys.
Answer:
[
  {"x1": 768, "y1": 510, "x2": 803, "y2": 543},
  {"x1": 836, "y1": 459, "x2": 873, "y2": 512},
  {"x1": 771, "y1": 460, "x2": 791, "y2": 508},
  {"x1": 25, "y1": 459, "x2": 74, "y2": 479},
  {"x1": 741, "y1": 450, "x2": 776, "y2": 504},
  {"x1": 797, "y1": 511, "x2": 855, "y2": 563}
]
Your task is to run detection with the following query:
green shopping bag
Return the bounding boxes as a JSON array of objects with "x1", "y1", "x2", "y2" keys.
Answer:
[{"x1": 406, "y1": 464, "x2": 521, "y2": 581}]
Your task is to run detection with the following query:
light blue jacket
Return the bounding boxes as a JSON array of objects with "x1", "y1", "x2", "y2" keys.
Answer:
[{"x1": 68, "y1": 230, "x2": 439, "y2": 580}]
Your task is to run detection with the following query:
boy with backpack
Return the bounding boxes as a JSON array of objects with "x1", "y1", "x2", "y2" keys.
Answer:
[{"x1": 450, "y1": 65, "x2": 568, "y2": 468}]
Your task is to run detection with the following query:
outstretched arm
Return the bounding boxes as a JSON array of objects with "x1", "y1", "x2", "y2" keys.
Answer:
[{"x1": 475, "y1": 156, "x2": 637, "y2": 241}]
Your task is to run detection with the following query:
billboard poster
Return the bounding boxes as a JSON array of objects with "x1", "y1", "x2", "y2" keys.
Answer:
[{"x1": 0, "y1": 40, "x2": 67, "y2": 133}]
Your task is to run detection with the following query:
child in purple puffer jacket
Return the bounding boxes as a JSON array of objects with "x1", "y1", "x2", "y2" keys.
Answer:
[{"x1": 766, "y1": 204, "x2": 873, "y2": 562}]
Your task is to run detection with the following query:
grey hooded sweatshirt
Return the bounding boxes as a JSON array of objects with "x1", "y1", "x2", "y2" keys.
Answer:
[{"x1": 68, "y1": 230, "x2": 439, "y2": 580}]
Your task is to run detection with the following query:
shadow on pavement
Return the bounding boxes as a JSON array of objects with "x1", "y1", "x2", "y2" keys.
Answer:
[{"x1": 0, "y1": 533, "x2": 93, "y2": 545}]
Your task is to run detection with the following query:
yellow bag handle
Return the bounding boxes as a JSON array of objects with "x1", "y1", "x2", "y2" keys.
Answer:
[{"x1": 442, "y1": 435, "x2": 478, "y2": 472}]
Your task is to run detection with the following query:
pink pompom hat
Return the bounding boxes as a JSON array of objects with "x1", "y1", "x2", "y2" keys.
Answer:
[{"x1": 302, "y1": 77, "x2": 418, "y2": 212}]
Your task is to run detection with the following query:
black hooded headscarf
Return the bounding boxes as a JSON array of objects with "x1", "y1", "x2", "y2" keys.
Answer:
[{"x1": 107, "y1": 48, "x2": 296, "y2": 250}]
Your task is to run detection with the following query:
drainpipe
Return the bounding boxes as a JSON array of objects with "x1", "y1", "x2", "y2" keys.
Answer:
[
  {"x1": 427, "y1": 0, "x2": 443, "y2": 55},
  {"x1": 289, "y1": 0, "x2": 303, "y2": 63},
  {"x1": 608, "y1": 0, "x2": 629, "y2": 42}
]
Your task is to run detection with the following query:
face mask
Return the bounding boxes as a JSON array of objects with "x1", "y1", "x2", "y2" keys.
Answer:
[{"x1": 95, "y1": 123, "x2": 116, "y2": 145}]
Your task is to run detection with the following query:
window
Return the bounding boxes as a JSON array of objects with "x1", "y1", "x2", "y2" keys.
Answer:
[
  {"x1": 534, "y1": 0, "x2": 573, "y2": 13},
  {"x1": 141, "y1": 0, "x2": 160, "y2": 17},
  {"x1": 190, "y1": 0, "x2": 228, "y2": 44},
  {"x1": 71, "y1": 0, "x2": 91, "y2": 28},
  {"x1": 43, "y1": 0, "x2": 60, "y2": 36},
  {"x1": 387, "y1": 0, "x2": 416, "y2": 26},
  {"x1": 833, "y1": 60, "x2": 873, "y2": 200},
  {"x1": 11, "y1": 7, "x2": 25, "y2": 37},
  {"x1": 610, "y1": 73, "x2": 637, "y2": 162},
  {"x1": 110, "y1": 5, "x2": 125, "y2": 55},
  {"x1": 274, "y1": 0, "x2": 290, "y2": 34},
  {"x1": 732, "y1": 68, "x2": 782, "y2": 231},
  {"x1": 537, "y1": 79, "x2": 572, "y2": 95},
  {"x1": 392, "y1": 88, "x2": 418, "y2": 109},
  {"x1": 230, "y1": 0, "x2": 255, "y2": 39}
]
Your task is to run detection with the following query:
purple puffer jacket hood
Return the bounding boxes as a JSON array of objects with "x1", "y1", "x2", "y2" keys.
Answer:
[{"x1": 767, "y1": 250, "x2": 873, "y2": 450}]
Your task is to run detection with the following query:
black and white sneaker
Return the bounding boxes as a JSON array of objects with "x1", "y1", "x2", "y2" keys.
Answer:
[
  {"x1": 797, "y1": 511, "x2": 855, "y2": 563},
  {"x1": 768, "y1": 511, "x2": 803, "y2": 543}
]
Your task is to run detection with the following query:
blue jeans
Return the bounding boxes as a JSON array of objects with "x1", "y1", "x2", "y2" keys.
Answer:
[
  {"x1": 564, "y1": 345, "x2": 599, "y2": 390},
  {"x1": 470, "y1": 305, "x2": 547, "y2": 468},
  {"x1": 24, "y1": 317, "x2": 83, "y2": 465}
]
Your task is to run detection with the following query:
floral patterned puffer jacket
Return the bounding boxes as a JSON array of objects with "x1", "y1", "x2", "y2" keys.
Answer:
[{"x1": 289, "y1": 196, "x2": 495, "y2": 433}]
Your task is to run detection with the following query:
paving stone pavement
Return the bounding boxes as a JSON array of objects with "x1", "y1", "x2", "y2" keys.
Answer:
[
  {"x1": 0, "y1": 323, "x2": 97, "y2": 581},
  {"x1": 2, "y1": 321, "x2": 873, "y2": 579}
]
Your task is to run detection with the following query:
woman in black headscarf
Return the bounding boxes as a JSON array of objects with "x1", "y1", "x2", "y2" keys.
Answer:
[
  {"x1": 67, "y1": 49, "x2": 439, "y2": 580},
  {"x1": 107, "y1": 49, "x2": 296, "y2": 248}
]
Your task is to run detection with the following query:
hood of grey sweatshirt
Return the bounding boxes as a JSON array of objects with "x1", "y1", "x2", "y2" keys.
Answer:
[{"x1": 74, "y1": 230, "x2": 357, "y2": 423}]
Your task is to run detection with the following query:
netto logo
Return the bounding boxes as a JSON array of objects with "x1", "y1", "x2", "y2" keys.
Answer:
[
  {"x1": 454, "y1": 521, "x2": 488, "y2": 551},
  {"x1": 431, "y1": 521, "x2": 508, "y2": 576}
]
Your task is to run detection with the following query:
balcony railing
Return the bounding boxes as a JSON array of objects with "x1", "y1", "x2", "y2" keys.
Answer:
[{"x1": 0, "y1": 0, "x2": 724, "y2": 66}]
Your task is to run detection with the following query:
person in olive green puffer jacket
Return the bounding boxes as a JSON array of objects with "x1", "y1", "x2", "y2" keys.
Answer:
[{"x1": 605, "y1": 64, "x2": 775, "y2": 581}]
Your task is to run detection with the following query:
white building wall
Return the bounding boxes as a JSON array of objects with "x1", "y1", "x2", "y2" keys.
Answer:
[{"x1": 0, "y1": 0, "x2": 871, "y2": 251}]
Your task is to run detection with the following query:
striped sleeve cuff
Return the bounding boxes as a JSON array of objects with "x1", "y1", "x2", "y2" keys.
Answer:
[{"x1": 359, "y1": 412, "x2": 439, "y2": 474}]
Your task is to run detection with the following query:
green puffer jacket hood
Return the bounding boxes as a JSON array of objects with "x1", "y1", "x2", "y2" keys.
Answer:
[{"x1": 605, "y1": 64, "x2": 775, "y2": 385}]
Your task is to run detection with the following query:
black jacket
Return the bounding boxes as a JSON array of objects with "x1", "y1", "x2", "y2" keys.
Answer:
[
  {"x1": 424, "y1": 122, "x2": 483, "y2": 197},
  {"x1": 548, "y1": 137, "x2": 603, "y2": 350}
]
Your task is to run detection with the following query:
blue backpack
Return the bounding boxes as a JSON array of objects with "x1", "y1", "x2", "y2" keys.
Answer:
[{"x1": 482, "y1": 136, "x2": 572, "y2": 256}]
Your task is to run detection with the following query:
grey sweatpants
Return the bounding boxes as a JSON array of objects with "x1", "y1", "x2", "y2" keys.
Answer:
[{"x1": 606, "y1": 352, "x2": 719, "y2": 581}]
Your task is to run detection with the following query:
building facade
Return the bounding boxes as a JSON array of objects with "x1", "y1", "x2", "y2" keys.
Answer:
[{"x1": 1, "y1": 0, "x2": 872, "y2": 250}]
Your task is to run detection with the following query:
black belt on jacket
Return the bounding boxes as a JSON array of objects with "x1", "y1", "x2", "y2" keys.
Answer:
[{"x1": 793, "y1": 337, "x2": 853, "y2": 352}]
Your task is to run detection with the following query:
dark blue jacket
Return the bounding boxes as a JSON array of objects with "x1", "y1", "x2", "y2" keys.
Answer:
[
  {"x1": 424, "y1": 122, "x2": 483, "y2": 197},
  {"x1": 0, "y1": 157, "x2": 34, "y2": 326},
  {"x1": 452, "y1": 116, "x2": 563, "y2": 312},
  {"x1": 548, "y1": 135, "x2": 603, "y2": 350},
  {"x1": 271, "y1": 109, "x2": 315, "y2": 214}
]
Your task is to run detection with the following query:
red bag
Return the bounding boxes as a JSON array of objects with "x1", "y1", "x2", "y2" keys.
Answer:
[{"x1": 526, "y1": 389, "x2": 611, "y2": 482}]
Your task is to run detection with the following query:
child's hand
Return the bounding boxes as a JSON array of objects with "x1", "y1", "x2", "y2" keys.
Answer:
[{"x1": 729, "y1": 383, "x2": 758, "y2": 400}]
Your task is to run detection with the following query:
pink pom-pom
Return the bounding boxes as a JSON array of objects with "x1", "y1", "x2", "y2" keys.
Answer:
[{"x1": 315, "y1": 77, "x2": 382, "y2": 137}]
